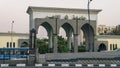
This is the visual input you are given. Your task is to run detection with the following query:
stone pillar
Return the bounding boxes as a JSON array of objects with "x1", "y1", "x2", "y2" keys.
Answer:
[
  {"x1": 67, "y1": 34, "x2": 72, "y2": 52},
  {"x1": 78, "y1": 35, "x2": 80, "y2": 46},
  {"x1": 48, "y1": 31, "x2": 53, "y2": 48},
  {"x1": 35, "y1": 48, "x2": 39, "y2": 63},
  {"x1": 86, "y1": 40, "x2": 89, "y2": 52},
  {"x1": 89, "y1": 36, "x2": 94, "y2": 52},
  {"x1": 80, "y1": 30, "x2": 83, "y2": 46},
  {"x1": 84, "y1": 32, "x2": 90, "y2": 52},
  {"x1": 29, "y1": 13, "x2": 35, "y2": 30},
  {"x1": 87, "y1": 30, "x2": 94, "y2": 52},
  {"x1": 53, "y1": 34, "x2": 58, "y2": 53},
  {"x1": 29, "y1": 29, "x2": 36, "y2": 65},
  {"x1": 29, "y1": 29, "x2": 36, "y2": 53},
  {"x1": 74, "y1": 34, "x2": 79, "y2": 53}
]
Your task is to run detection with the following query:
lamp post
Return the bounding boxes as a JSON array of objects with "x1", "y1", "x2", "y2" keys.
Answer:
[
  {"x1": 11, "y1": 21, "x2": 14, "y2": 48},
  {"x1": 9, "y1": 21, "x2": 14, "y2": 60},
  {"x1": 88, "y1": 0, "x2": 92, "y2": 23},
  {"x1": 88, "y1": 0, "x2": 92, "y2": 52}
]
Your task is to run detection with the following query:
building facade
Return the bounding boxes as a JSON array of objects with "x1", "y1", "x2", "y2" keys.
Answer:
[
  {"x1": 95, "y1": 35, "x2": 120, "y2": 51},
  {"x1": 97, "y1": 25, "x2": 116, "y2": 35},
  {"x1": 0, "y1": 32, "x2": 29, "y2": 48},
  {"x1": 0, "y1": 32, "x2": 120, "y2": 52}
]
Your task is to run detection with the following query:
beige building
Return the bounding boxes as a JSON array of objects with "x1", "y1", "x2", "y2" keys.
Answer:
[
  {"x1": 0, "y1": 32, "x2": 29, "y2": 48},
  {"x1": 0, "y1": 32, "x2": 120, "y2": 52},
  {"x1": 95, "y1": 35, "x2": 120, "y2": 51},
  {"x1": 96, "y1": 25, "x2": 120, "y2": 51}
]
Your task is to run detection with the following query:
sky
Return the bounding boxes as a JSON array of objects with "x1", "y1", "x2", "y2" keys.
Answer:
[{"x1": 0, "y1": 0, "x2": 120, "y2": 33}]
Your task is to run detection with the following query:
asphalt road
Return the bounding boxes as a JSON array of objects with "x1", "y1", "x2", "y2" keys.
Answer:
[{"x1": 1, "y1": 65, "x2": 120, "y2": 68}]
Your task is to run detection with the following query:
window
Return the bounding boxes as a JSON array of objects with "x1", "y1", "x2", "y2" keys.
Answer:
[
  {"x1": 110, "y1": 44, "x2": 112, "y2": 50},
  {"x1": 13, "y1": 42, "x2": 15, "y2": 48},
  {"x1": 115, "y1": 44, "x2": 117, "y2": 49},
  {"x1": 113, "y1": 44, "x2": 115, "y2": 50},
  {"x1": 7, "y1": 42, "x2": 9, "y2": 48},
  {"x1": 10, "y1": 42, "x2": 12, "y2": 48}
]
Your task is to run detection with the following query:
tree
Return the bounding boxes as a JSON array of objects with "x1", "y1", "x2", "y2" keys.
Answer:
[
  {"x1": 36, "y1": 36, "x2": 86, "y2": 53},
  {"x1": 36, "y1": 36, "x2": 69, "y2": 54},
  {"x1": 78, "y1": 46, "x2": 86, "y2": 52},
  {"x1": 36, "y1": 38, "x2": 49, "y2": 54},
  {"x1": 58, "y1": 36, "x2": 68, "y2": 53}
]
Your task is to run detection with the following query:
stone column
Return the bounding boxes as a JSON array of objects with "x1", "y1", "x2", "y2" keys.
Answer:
[
  {"x1": 74, "y1": 34, "x2": 79, "y2": 53},
  {"x1": 53, "y1": 34, "x2": 58, "y2": 53},
  {"x1": 89, "y1": 36, "x2": 94, "y2": 52},
  {"x1": 29, "y1": 29, "x2": 36, "y2": 54},
  {"x1": 87, "y1": 30, "x2": 94, "y2": 52},
  {"x1": 29, "y1": 29, "x2": 36, "y2": 65},
  {"x1": 86, "y1": 40, "x2": 89, "y2": 52},
  {"x1": 29, "y1": 13, "x2": 35, "y2": 30},
  {"x1": 84, "y1": 32, "x2": 90, "y2": 52},
  {"x1": 78, "y1": 35, "x2": 80, "y2": 45},
  {"x1": 67, "y1": 34, "x2": 72, "y2": 52},
  {"x1": 48, "y1": 31, "x2": 53, "y2": 48},
  {"x1": 80, "y1": 30, "x2": 83, "y2": 46}
]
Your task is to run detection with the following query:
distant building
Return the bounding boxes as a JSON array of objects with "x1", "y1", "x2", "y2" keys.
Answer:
[
  {"x1": 97, "y1": 25, "x2": 116, "y2": 35},
  {"x1": 116, "y1": 25, "x2": 120, "y2": 32},
  {"x1": 0, "y1": 32, "x2": 29, "y2": 48}
]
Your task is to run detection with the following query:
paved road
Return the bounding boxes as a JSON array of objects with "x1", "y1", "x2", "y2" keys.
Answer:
[
  {"x1": 1, "y1": 64, "x2": 120, "y2": 68},
  {"x1": 2, "y1": 66, "x2": 120, "y2": 68}
]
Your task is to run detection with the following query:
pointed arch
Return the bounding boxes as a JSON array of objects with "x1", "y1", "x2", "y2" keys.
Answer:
[
  {"x1": 81, "y1": 23, "x2": 94, "y2": 51},
  {"x1": 59, "y1": 23, "x2": 74, "y2": 35},
  {"x1": 35, "y1": 18, "x2": 56, "y2": 34},
  {"x1": 98, "y1": 43, "x2": 106, "y2": 52},
  {"x1": 36, "y1": 22, "x2": 53, "y2": 34}
]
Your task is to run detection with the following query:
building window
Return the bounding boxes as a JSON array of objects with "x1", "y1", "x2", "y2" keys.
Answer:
[
  {"x1": 7, "y1": 42, "x2": 9, "y2": 48},
  {"x1": 115, "y1": 44, "x2": 117, "y2": 49},
  {"x1": 110, "y1": 44, "x2": 112, "y2": 50},
  {"x1": 10, "y1": 42, "x2": 12, "y2": 48},
  {"x1": 13, "y1": 42, "x2": 15, "y2": 48},
  {"x1": 113, "y1": 44, "x2": 115, "y2": 50}
]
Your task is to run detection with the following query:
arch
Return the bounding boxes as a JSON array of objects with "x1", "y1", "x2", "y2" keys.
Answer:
[
  {"x1": 81, "y1": 23, "x2": 94, "y2": 51},
  {"x1": 81, "y1": 23, "x2": 94, "y2": 35},
  {"x1": 59, "y1": 23, "x2": 74, "y2": 35},
  {"x1": 36, "y1": 22, "x2": 53, "y2": 34},
  {"x1": 35, "y1": 18, "x2": 55, "y2": 34},
  {"x1": 58, "y1": 23, "x2": 74, "y2": 53},
  {"x1": 21, "y1": 42, "x2": 28, "y2": 47},
  {"x1": 57, "y1": 20, "x2": 76, "y2": 34},
  {"x1": 34, "y1": 19, "x2": 57, "y2": 53},
  {"x1": 98, "y1": 43, "x2": 106, "y2": 52},
  {"x1": 36, "y1": 22, "x2": 54, "y2": 53}
]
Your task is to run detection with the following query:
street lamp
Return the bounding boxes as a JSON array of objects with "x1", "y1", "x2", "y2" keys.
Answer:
[
  {"x1": 9, "y1": 21, "x2": 14, "y2": 60},
  {"x1": 11, "y1": 21, "x2": 14, "y2": 48},
  {"x1": 88, "y1": 0, "x2": 92, "y2": 52},
  {"x1": 88, "y1": 0, "x2": 92, "y2": 23}
]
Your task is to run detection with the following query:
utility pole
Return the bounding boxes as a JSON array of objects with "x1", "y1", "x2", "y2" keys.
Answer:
[
  {"x1": 11, "y1": 21, "x2": 14, "y2": 48},
  {"x1": 88, "y1": 0, "x2": 92, "y2": 51}
]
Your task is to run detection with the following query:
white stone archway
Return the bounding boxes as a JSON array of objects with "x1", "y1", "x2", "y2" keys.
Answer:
[{"x1": 27, "y1": 6, "x2": 101, "y2": 53}]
